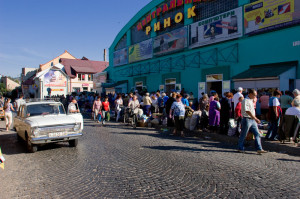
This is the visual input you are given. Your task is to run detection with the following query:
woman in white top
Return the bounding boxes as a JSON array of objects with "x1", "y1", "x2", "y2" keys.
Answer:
[
  {"x1": 4, "y1": 98, "x2": 15, "y2": 131},
  {"x1": 151, "y1": 95, "x2": 158, "y2": 114},
  {"x1": 115, "y1": 94, "x2": 123, "y2": 122}
]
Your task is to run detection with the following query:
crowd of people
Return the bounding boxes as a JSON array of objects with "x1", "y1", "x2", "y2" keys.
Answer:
[{"x1": 1, "y1": 87, "x2": 299, "y2": 153}]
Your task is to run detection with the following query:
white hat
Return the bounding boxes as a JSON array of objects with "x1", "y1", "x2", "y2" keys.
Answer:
[{"x1": 237, "y1": 87, "x2": 243, "y2": 92}]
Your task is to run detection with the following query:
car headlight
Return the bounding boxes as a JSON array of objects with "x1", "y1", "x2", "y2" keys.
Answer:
[
  {"x1": 74, "y1": 123, "x2": 81, "y2": 131},
  {"x1": 31, "y1": 127, "x2": 39, "y2": 136}
]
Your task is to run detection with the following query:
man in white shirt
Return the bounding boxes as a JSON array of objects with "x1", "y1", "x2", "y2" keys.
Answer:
[
  {"x1": 68, "y1": 98, "x2": 80, "y2": 113},
  {"x1": 286, "y1": 98, "x2": 300, "y2": 118},
  {"x1": 128, "y1": 95, "x2": 143, "y2": 118},
  {"x1": 233, "y1": 87, "x2": 243, "y2": 110},
  {"x1": 238, "y1": 89, "x2": 267, "y2": 154},
  {"x1": 15, "y1": 94, "x2": 26, "y2": 112}
]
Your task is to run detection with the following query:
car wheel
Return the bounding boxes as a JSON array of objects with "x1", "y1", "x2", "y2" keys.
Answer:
[
  {"x1": 26, "y1": 135, "x2": 37, "y2": 153},
  {"x1": 69, "y1": 139, "x2": 78, "y2": 147}
]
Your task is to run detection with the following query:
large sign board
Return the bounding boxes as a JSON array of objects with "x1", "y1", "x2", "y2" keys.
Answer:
[
  {"x1": 244, "y1": 0, "x2": 300, "y2": 35},
  {"x1": 44, "y1": 70, "x2": 66, "y2": 87},
  {"x1": 129, "y1": 39, "x2": 153, "y2": 63},
  {"x1": 113, "y1": 48, "x2": 128, "y2": 67},
  {"x1": 153, "y1": 26, "x2": 187, "y2": 56},
  {"x1": 189, "y1": 7, "x2": 243, "y2": 49}
]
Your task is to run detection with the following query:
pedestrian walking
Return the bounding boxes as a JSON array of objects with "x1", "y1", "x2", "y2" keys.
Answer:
[
  {"x1": 238, "y1": 89, "x2": 267, "y2": 154},
  {"x1": 4, "y1": 98, "x2": 15, "y2": 131},
  {"x1": 143, "y1": 93, "x2": 152, "y2": 116},
  {"x1": 265, "y1": 90, "x2": 282, "y2": 141},
  {"x1": 115, "y1": 94, "x2": 123, "y2": 122},
  {"x1": 93, "y1": 97, "x2": 102, "y2": 123},
  {"x1": 169, "y1": 94, "x2": 185, "y2": 137},
  {"x1": 102, "y1": 97, "x2": 110, "y2": 125},
  {"x1": 14, "y1": 94, "x2": 26, "y2": 112}
]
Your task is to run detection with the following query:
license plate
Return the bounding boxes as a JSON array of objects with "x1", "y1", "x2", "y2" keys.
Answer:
[{"x1": 49, "y1": 132, "x2": 67, "y2": 138}]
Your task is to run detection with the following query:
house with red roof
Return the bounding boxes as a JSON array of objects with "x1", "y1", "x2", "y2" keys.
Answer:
[{"x1": 60, "y1": 57, "x2": 108, "y2": 93}]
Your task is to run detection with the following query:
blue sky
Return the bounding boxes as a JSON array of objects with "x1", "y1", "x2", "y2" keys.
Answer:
[{"x1": 0, "y1": 0, "x2": 152, "y2": 77}]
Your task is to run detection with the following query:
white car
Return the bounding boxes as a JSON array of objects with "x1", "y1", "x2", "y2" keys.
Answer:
[{"x1": 14, "y1": 101, "x2": 83, "y2": 153}]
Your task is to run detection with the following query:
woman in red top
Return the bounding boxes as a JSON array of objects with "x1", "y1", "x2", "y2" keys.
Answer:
[
  {"x1": 235, "y1": 96, "x2": 244, "y2": 136},
  {"x1": 102, "y1": 97, "x2": 110, "y2": 124}
]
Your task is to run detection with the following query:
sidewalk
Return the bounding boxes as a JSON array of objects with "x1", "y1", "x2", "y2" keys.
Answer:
[{"x1": 156, "y1": 126, "x2": 300, "y2": 156}]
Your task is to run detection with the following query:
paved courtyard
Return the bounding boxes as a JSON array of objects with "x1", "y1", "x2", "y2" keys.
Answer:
[{"x1": 0, "y1": 120, "x2": 299, "y2": 198}]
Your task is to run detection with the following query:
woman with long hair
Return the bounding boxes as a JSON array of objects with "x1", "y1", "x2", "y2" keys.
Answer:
[{"x1": 4, "y1": 98, "x2": 15, "y2": 131}]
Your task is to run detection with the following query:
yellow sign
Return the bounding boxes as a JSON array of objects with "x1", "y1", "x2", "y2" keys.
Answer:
[
  {"x1": 0, "y1": 147, "x2": 4, "y2": 170},
  {"x1": 244, "y1": 0, "x2": 295, "y2": 34}
]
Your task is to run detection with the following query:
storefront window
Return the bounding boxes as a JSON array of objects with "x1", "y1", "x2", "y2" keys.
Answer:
[{"x1": 83, "y1": 87, "x2": 88, "y2": 91}]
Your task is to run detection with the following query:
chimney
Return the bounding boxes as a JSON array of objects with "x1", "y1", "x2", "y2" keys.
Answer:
[{"x1": 104, "y1": 49, "x2": 107, "y2": 62}]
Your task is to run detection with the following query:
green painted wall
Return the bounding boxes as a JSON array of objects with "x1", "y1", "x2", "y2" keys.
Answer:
[{"x1": 107, "y1": 0, "x2": 300, "y2": 97}]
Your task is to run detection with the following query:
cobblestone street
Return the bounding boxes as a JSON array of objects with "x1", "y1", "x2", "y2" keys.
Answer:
[{"x1": 0, "y1": 120, "x2": 299, "y2": 198}]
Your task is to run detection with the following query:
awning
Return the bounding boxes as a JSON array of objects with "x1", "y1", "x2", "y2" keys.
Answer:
[
  {"x1": 102, "y1": 80, "x2": 128, "y2": 89},
  {"x1": 232, "y1": 61, "x2": 297, "y2": 81}
]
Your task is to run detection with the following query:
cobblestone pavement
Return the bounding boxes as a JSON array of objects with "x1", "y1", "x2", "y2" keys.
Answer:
[{"x1": 0, "y1": 120, "x2": 299, "y2": 199}]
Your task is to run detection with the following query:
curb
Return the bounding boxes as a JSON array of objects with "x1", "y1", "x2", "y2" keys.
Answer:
[
  {"x1": 199, "y1": 131, "x2": 300, "y2": 156},
  {"x1": 156, "y1": 126, "x2": 300, "y2": 156}
]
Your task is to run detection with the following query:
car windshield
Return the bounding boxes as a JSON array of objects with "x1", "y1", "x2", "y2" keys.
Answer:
[{"x1": 27, "y1": 104, "x2": 65, "y2": 117}]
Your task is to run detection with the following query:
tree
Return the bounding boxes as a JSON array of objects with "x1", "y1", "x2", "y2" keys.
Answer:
[{"x1": 0, "y1": 83, "x2": 7, "y2": 94}]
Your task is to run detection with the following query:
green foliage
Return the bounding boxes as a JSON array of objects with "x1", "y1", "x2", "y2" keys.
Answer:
[{"x1": 0, "y1": 83, "x2": 7, "y2": 94}]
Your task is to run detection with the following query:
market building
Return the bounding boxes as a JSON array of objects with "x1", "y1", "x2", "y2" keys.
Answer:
[{"x1": 107, "y1": 0, "x2": 300, "y2": 98}]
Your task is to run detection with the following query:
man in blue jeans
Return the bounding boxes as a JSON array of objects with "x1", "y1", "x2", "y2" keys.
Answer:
[{"x1": 238, "y1": 89, "x2": 268, "y2": 154}]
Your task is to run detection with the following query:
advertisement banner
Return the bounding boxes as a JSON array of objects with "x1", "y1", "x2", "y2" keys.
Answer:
[
  {"x1": 129, "y1": 39, "x2": 153, "y2": 63},
  {"x1": 153, "y1": 26, "x2": 187, "y2": 56},
  {"x1": 44, "y1": 70, "x2": 67, "y2": 87},
  {"x1": 113, "y1": 48, "x2": 128, "y2": 67},
  {"x1": 93, "y1": 72, "x2": 107, "y2": 88},
  {"x1": 244, "y1": 0, "x2": 300, "y2": 35},
  {"x1": 189, "y1": 7, "x2": 243, "y2": 49}
]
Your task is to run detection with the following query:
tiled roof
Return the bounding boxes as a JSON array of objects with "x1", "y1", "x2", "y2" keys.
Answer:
[{"x1": 60, "y1": 58, "x2": 108, "y2": 78}]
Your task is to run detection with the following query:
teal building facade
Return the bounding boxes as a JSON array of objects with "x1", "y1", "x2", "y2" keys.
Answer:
[{"x1": 106, "y1": 0, "x2": 300, "y2": 98}]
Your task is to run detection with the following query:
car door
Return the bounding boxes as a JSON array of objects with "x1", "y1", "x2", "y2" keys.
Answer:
[{"x1": 18, "y1": 106, "x2": 27, "y2": 140}]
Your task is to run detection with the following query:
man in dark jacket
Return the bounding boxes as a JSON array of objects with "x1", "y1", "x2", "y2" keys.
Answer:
[{"x1": 165, "y1": 92, "x2": 176, "y2": 127}]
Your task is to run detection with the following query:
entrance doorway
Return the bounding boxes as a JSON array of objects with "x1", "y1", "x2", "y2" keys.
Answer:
[
  {"x1": 165, "y1": 78, "x2": 176, "y2": 94},
  {"x1": 207, "y1": 81, "x2": 222, "y2": 96},
  {"x1": 206, "y1": 74, "x2": 223, "y2": 96}
]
